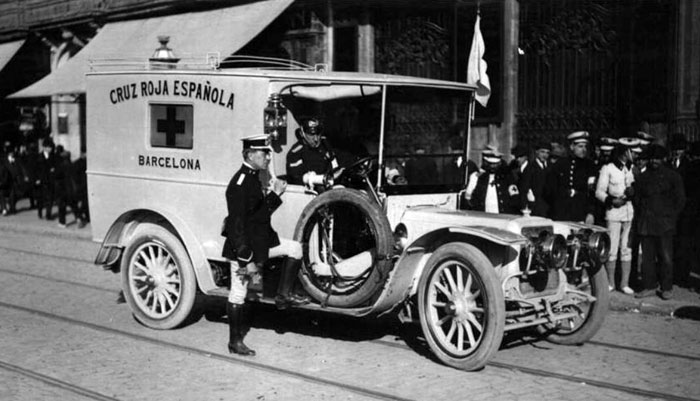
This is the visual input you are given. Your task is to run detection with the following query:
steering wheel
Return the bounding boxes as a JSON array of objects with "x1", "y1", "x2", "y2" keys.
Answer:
[{"x1": 329, "y1": 155, "x2": 377, "y2": 183}]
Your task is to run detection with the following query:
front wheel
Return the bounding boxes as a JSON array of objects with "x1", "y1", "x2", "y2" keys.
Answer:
[
  {"x1": 417, "y1": 243, "x2": 505, "y2": 371},
  {"x1": 538, "y1": 266, "x2": 609, "y2": 344},
  {"x1": 120, "y1": 223, "x2": 198, "y2": 329}
]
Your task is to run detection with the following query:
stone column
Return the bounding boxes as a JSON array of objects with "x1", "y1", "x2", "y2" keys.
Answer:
[
  {"x1": 501, "y1": 0, "x2": 519, "y2": 157},
  {"x1": 672, "y1": 0, "x2": 700, "y2": 142}
]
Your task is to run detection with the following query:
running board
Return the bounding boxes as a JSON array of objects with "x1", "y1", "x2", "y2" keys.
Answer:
[{"x1": 206, "y1": 287, "x2": 374, "y2": 317}]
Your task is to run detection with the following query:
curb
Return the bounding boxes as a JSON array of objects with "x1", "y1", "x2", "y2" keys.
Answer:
[{"x1": 609, "y1": 292, "x2": 700, "y2": 318}]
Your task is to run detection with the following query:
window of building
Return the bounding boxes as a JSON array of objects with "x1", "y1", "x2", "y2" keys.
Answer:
[{"x1": 149, "y1": 104, "x2": 193, "y2": 149}]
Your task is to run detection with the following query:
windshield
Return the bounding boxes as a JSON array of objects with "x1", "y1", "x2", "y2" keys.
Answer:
[{"x1": 381, "y1": 86, "x2": 470, "y2": 194}]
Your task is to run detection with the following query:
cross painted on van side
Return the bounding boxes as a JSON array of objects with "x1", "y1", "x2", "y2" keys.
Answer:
[{"x1": 156, "y1": 106, "x2": 185, "y2": 146}]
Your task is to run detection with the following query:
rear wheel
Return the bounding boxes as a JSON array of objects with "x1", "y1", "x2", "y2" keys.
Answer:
[
  {"x1": 120, "y1": 223, "x2": 197, "y2": 329},
  {"x1": 417, "y1": 243, "x2": 504, "y2": 371}
]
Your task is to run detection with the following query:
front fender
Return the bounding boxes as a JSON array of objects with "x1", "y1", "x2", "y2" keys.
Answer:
[{"x1": 370, "y1": 226, "x2": 525, "y2": 316}]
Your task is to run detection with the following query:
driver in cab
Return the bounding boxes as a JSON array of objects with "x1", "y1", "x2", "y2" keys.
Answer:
[{"x1": 286, "y1": 118, "x2": 339, "y2": 186}]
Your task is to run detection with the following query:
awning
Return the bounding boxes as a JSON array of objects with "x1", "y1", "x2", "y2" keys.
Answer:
[
  {"x1": 0, "y1": 39, "x2": 25, "y2": 74},
  {"x1": 8, "y1": 0, "x2": 292, "y2": 98}
]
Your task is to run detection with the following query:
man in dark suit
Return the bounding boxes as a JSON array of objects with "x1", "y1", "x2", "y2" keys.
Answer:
[
  {"x1": 222, "y1": 135, "x2": 309, "y2": 356},
  {"x1": 519, "y1": 141, "x2": 550, "y2": 217},
  {"x1": 36, "y1": 138, "x2": 57, "y2": 220},
  {"x1": 633, "y1": 144, "x2": 686, "y2": 300},
  {"x1": 546, "y1": 131, "x2": 597, "y2": 223}
]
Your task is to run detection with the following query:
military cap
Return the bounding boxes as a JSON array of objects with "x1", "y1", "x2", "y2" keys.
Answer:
[
  {"x1": 534, "y1": 141, "x2": 552, "y2": 151},
  {"x1": 302, "y1": 118, "x2": 322, "y2": 135},
  {"x1": 241, "y1": 134, "x2": 272, "y2": 151},
  {"x1": 482, "y1": 145, "x2": 503, "y2": 164},
  {"x1": 567, "y1": 131, "x2": 590, "y2": 144},
  {"x1": 618, "y1": 137, "x2": 640, "y2": 148},
  {"x1": 599, "y1": 137, "x2": 618, "y2": 152},
  {"x1": 636, "y1": 131, "x2": 655, "y2": 145}
]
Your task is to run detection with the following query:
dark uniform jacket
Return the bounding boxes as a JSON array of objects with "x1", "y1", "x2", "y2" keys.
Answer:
[
  {"x1": 546, "y1": 156, "x2": 597, "y2": 222},
  {"x1": 471, "y1": 165, "x2": 521, "y2": 214},
  {"x1": 633, "y1": 165, "x2": 686, "y2": 236},
  {"x1": 222, "y1": 163, "x2": 282, "y2": 267},
  {"x1": 286, "y1": 138, "x2": 337, "y2": 185},
  {"x1": 519, "y1": 159, "x2": 550, "y2": 217}
]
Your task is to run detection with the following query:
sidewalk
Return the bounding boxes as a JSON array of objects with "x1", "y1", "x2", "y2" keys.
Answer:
[{"x1": 1, "y1": 198, "x2": 699, "y2": 318}]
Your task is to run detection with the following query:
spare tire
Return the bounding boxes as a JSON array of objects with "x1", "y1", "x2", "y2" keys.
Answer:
[{"x1": 293, "y1": 188, "x2": 394, "y2": 307}]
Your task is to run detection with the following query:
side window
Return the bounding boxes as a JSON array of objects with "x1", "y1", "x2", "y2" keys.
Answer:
[{"x1": 150, "y1": 104, "x2": 193, "y2": 149}]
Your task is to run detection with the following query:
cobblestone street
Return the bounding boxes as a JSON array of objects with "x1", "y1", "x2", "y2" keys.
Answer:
[{"x1": 0, "y1": 205, "x2": 699, "y2": 401}]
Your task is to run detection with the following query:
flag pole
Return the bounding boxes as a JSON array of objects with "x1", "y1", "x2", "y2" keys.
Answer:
[{"x1": 465, "y1": 91, "x2": 475, "y2": 185}]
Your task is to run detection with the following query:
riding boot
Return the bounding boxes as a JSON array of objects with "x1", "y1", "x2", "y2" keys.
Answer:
[
  {"x1": 275, "y1": 258, "x2": 310, "y2": 310},
  {"x1": 227, "y1": 303, "x2": 255, "y2": 356},
  {"x1": 605, "y1": 260, "x2": 616, "y2": 291}
]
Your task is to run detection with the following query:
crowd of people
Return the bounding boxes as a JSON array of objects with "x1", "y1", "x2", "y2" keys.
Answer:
[
  {"x1": 465, "y1": 130, "x2": 699, "y2": 300},
  {"x1": 0, "y1": 137, "x2": 89, "y2": 228}
]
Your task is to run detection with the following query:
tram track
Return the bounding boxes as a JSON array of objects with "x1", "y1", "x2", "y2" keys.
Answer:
[
  {"x1": 0, "y1": 301, "x2": 415, "y2": 401},
  {"x1": 2, "y1": 244, "x2": 700, "y2": 401},
  {"x1": 1, "y1": 244, "x2": 698, "y2": 364},
  {"x1": 0, "y1": 359, "x2": 121, "y2": 401}
]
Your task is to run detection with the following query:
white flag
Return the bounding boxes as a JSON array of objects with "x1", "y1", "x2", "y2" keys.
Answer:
[{"x1": 467, "y1": 15, "x2": 491, "y2": 107}]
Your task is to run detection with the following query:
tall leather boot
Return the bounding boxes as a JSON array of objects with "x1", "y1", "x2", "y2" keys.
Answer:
[
  {"x1": 227, "y1": 303, "x2": 255, "y2": 356},
  {"x1": 620, "y1": 260, "x2": 633, "y2": 294},
  {"x1": 605, "y1": 260, "x2": 616, "y2": 291},
  {"x1": 275, "y1": 258, "x2": 310, "y2": 310}
]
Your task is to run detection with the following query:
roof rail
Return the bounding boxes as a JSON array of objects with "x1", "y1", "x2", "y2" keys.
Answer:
[{"x1": 219, "y1": 55, "x2": 314, "y2": 71}]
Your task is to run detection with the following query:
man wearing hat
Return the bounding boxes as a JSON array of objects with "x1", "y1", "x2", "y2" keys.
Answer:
[
  {"x1": 547, "y1": 131, "x2": 597, "y2": 223},
  {"x1": 595, "y1": 138, "x2": 638, "y2": 294},
  {"x1": 508, "y1": 142, "x2": 530, "y2": 182},
  {"x1": 470, "y1": 146, "x2": 520, "y2": 214},
  {"x1": 286, "y1": 117, "x2": 339, "y2": 186},
  {"x1": 36, "y1": 137, "x2": 58, "y2": 220},
  {"x1": 519, "y1": 141, "x2": 551, "y2": 217},
  {"x1": 222, "y1": 135, "x2": 309, "y2": 356},
  {"x1": 633, "y1": 144, "x2": 685, "y2": 299}
]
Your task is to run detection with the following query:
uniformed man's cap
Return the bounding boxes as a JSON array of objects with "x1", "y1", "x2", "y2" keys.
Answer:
[
  {"x1": 636, "y1": 131, "x2": 655, "y2": 145},
  {"x1": 618, "y1": 137, "x2": 640, "y2": 148},
  {"x1": 302, "y1": 118, "x2": 322, "y2": 135},
  {"x1": 241, "y1": 134, "x2": 272, "y2": 151},
  {"x1": 599, "y1": 137, "x2": 618, "y2": 152},
  {"x1": 567, "y1": 131, "x2": 590, "y2": 144},
  {"x1": 534, "y1": 141, "x2": 551, "y2": 151},
  {"x1": 482, "y1": 145, "x2": 503, "y2": 164}
]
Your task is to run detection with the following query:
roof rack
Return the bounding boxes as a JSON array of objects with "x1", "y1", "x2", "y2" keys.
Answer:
[{"x1": 219, "y1": 55, "x2": 314, "y2": 71}]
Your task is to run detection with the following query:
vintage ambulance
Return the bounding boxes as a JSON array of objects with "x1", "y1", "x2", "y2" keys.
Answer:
[{"x1": 88, "y1": 55, "x2": 610, "y2": 371}]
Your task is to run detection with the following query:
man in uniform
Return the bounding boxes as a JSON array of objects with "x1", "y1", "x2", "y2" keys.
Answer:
[
  {"x1": 519, "y1": 141, "x2": 551, "y2": 217},
  {"x1": 286, "y1": 118, "x2": 339, "y2": 186},
  {"x1": 222, "y1": 135, "x2": 309, "y2": 356},
  {"x1": 547, "y1": 131, "x2": 597, "y2": 223},
  {"x1": 469, "y1": 146, "x2": 520, "y2": 214}
]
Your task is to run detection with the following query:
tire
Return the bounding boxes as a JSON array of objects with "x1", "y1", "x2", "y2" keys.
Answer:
[
  {"x1": 120, "y1": 223, "x2": 198, "y2": 329},
  {"x1": 538, "y1": 265, "x2": 609, "y2": 345},
  {"x1": 294, "y1": 188, "x2": 393, "y2": 307},
  {"x1": 417, "y1": 243, "x2": 505, "y2": 371}
]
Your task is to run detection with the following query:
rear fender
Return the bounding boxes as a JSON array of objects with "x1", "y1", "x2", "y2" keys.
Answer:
[
  {"x1": 371, "y1": 226, "x2": 526, "y2": 316},
  {"x1": 94, "y1": 209, "x2": 216, "y2": 293}
]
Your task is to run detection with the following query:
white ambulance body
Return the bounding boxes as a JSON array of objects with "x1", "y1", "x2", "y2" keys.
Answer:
[{"x1": 88, "y1": 60, "x2": 610, "y2": 372}]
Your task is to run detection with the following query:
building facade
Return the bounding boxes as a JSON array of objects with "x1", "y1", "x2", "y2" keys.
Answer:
[{"x1": 0, "y1": 0, "x2": 698, "y2": 160}]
